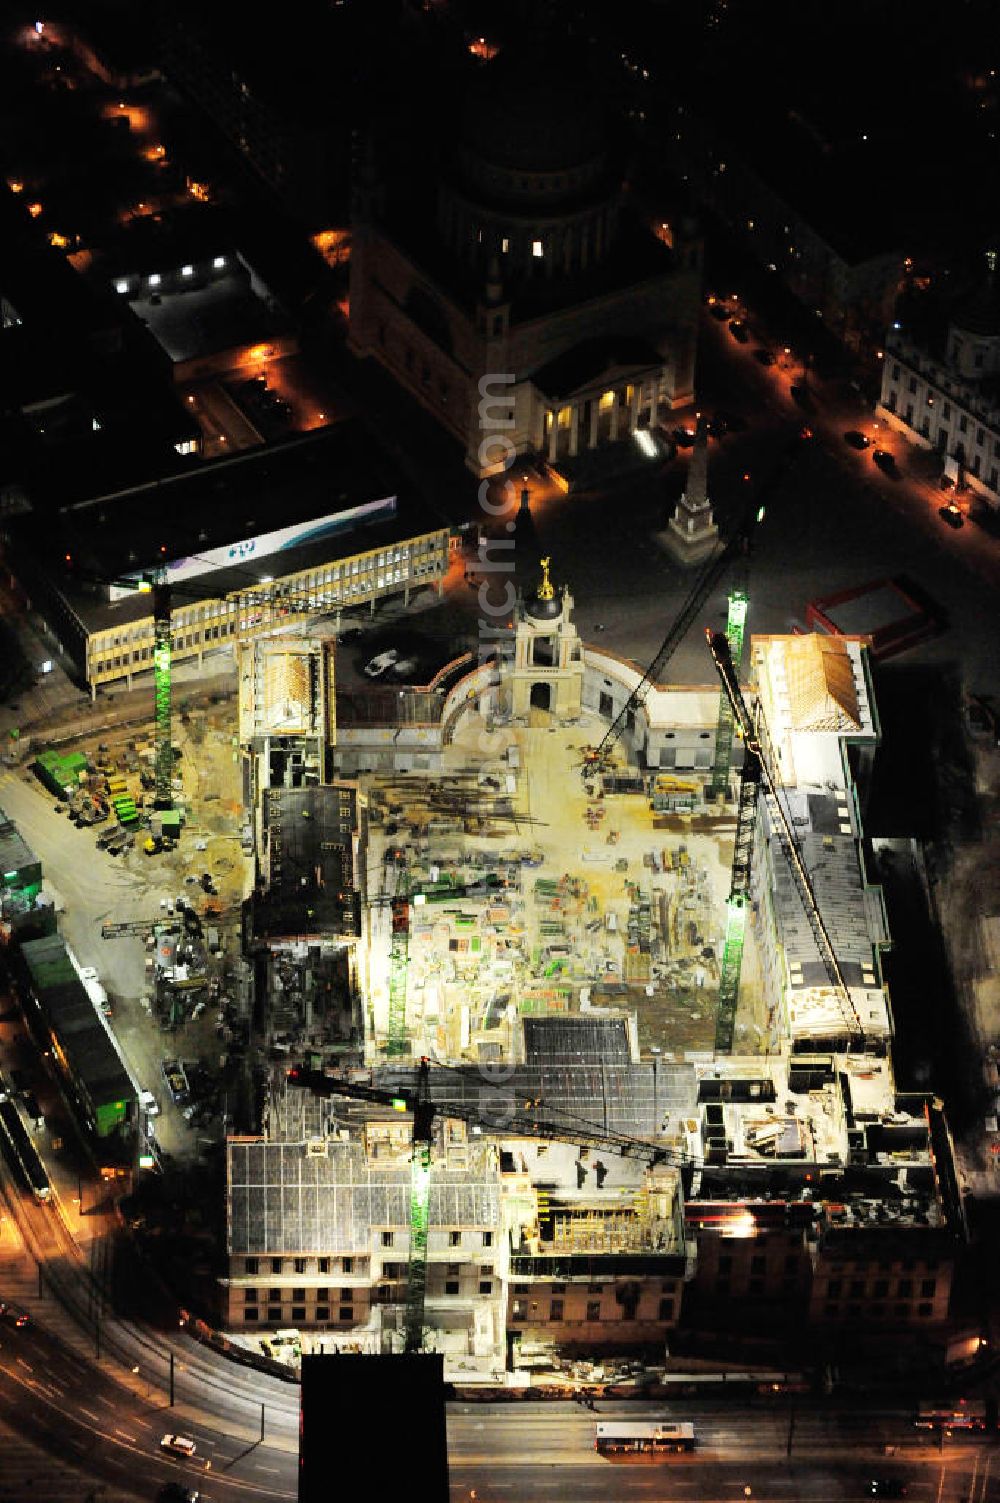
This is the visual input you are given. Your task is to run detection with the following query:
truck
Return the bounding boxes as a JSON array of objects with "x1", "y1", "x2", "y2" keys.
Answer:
[{"x1": 160, "y1": 1058, "x2": 190, "y2": 1105}]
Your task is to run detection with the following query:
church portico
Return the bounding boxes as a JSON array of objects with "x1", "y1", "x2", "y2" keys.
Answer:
[{"x1": 348, "y1": 48, "x2": 702, "y2": 480}]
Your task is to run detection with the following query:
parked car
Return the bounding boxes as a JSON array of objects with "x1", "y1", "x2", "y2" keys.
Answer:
[
  {"x1": 707, "y1": 300, "x2": 731, "y2": 321},
  {"x1": 160, "y1": 1485, "x2": 201, "y2": 1503},
  {"x1": 728, "y1": 319, "x2": 749, "y2": 342},
  {"x1": 753, "y1": 347, "x2": 776, "y2": 366},
  {"x1": 868, "y1": 1482, "x2": 907, "y2": 1499},
  {"x1": 138, "y1": 1088, "x2": 160, "y2": 1118},
  {"x1": 160, "y1": 1433, "x2": 197, "y2": 1458},
  {"x1": 843, "y1": 430, "x2": 871, "y2": 450},
  {"x1": 872, "y1": 448, "x2": 899, "y2": 476},
  {"x1": 672, "y1": 426, "x2": 697, "y2": 448},
  {"x1": 789, "y1": 384, "x2": 814, "y2": 412},
  {"x1": 939, "y1": 502, "x2": 964, "y2": 528}
]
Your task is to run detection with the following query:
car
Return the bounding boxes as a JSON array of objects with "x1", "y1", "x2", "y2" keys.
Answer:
[
  {"x1": 753, "y1": 347, "x2": 776, "y2": 366},
  {"x1": 728, "y1": 319, "x2": 749, "y2": 342},
  {"x1": 138, "y1": 1088, "x2": 160, "y2": 1118},
  {"x1": 672, "y1": 426, "x2": 697, "y2": 447},
  {"x1": 13, "y1": 1311, "x2": 30, "y2": 1328},
  {"x1": 939, "y1": 502, "x2": 964, "y2": 528},
  {"x1": 363, "y1": 649, "x2": 399, "y2": 678},
  {"x1": 8, "y1": 1068, "x2": 30, "y2": 1095},
  {"x1": 160, "y1": 1433, "x2": 197, "y2": 1458},
  {"x1": 872, "y1": 448, "x2": 898, "y2": 476},
  {"x1": 843, "y1": 430, "x2": 871, "y2": 450},
  {"x1": 869, "y1": 1482, "x2": 907, "y2": 1498},
  {"x1": 707, "y1": 299, "x2": 731, "y2": 321},
  {"x1": 338, "y1": 626, "x2": 364, "y2": 644},
  {"x1": 789, "y1": 384, "x2": 814, "y2": 412}
]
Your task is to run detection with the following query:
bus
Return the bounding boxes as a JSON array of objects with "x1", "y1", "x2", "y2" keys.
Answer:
[
  {"x1": 595, "y1": 1422, "x2": 695, "y2": 1456},
  {"x1": 0, "y1": 1079, "x2": 51, "y2": 1204},
  {"x1": 915, "y1": 1399, "x2": 988, "y2": 1433}
]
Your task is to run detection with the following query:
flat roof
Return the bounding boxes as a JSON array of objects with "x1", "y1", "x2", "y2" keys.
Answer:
[
  {"x1": 11, "y1": 421, "x2": 450, "y2": 634},
  {"x1": 19, "y1": 934, "x2": 134, "y2": 1110},
  {"x1": 251, "y1": 784, "x2": 361, "y2": 944},
  {"x1": 0, "y1": 808, "x2": 39, "y2": 882}
]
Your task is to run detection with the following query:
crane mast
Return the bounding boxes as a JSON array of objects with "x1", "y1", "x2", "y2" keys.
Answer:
[{"x1": 706, "y1": 630, "x2": 864, "y2": 1041}]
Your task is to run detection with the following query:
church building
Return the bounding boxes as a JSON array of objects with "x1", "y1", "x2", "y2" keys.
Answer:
[{"x1": 348, "y1": 52, "x2": 702, "y2": 477}]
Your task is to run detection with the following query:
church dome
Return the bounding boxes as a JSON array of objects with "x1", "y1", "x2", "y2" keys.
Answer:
[{"x1": 461, "y1": 56, "x2": 608, "y2": 176}]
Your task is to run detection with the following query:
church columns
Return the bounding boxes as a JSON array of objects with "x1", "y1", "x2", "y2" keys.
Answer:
[
  {"x1": 588, "y1": 401, "x2": 599, "y2": 449},
  {"x1": 609, "y1": 390, "x2": 620, "y2": 443},
  {"x1": 547, "y1": 413, "x2": 558, "y2": 463},
  {"x1": 569, "y1": 405, "x2": 580, "y2": 457},
  {"x1": 629, "y1": 383, "x2": 641, "y2": 433}
]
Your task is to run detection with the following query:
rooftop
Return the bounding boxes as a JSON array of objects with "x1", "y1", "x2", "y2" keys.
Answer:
[
  {"x1": 226, "y1": 1136, "x2": 501, "y2": 1255},
  {"x1": 18, "y1": 934, "x2": 134, "y2": 1112}
]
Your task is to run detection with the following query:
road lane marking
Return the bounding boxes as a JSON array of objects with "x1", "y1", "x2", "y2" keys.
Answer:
[
  {"x1": 80, "y1": 1407, "x2": 100, "y2": 1421},
  {"x1": 114, "y1": 1428, "x2": 138, "y2": 1442}
]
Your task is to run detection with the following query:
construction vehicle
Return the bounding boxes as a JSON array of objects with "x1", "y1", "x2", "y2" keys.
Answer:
[
  {"x1": 706, "y1": 629, "x2": 864, "y2": 1045},
  {"x1": 581, "y1": 426, "x2": 810, "y2": 780},
  {"x1": 287, "y1": 1059, "x2": 690, "y2": 1355}
]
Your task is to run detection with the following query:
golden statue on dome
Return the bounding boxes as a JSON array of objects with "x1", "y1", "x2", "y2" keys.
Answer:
[{"x1": 537, "y1": 556, "x2": 555, "y2": 601}]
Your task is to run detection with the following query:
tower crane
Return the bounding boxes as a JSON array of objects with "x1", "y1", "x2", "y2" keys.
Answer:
[
  {"x1": 706, "y1": 629, "x2": 865, "y2": 1043},
  {"x1": 582, "y1": 425, "x2": 811, "y2": 779},
  {"x1": 287, "y1": 1059, "x2": 692, "y2": 1354}
]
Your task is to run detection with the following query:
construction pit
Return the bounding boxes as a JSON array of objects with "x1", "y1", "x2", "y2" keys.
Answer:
[{"x1": 362, "y1": 704, "x2": 770, "y2": 1067}]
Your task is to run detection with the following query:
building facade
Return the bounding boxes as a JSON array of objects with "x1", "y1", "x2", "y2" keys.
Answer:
[{"x1": 877, "y1": 263, "x2": 1000, "y2": 511}]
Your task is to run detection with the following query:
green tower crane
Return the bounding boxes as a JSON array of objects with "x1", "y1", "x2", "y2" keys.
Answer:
[
  {"x1": 151, "y1": 575, "x2": 173, "y2": 811},
  {"x1": 708, "y1": 587, "x2": 749, "y2": 802}
]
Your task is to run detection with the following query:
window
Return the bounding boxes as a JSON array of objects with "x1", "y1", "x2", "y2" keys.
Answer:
[
  {"x1": 907, "y1": 377, "x2": 917, "y2": 394},
  {"x1": 182, "y1": 264, "x2": 194, "y2": 277},
  {"x1": 316, "y1": 1307, "x2": 329, "y2": 1322},
  {"x1": 532, "y1": 239, "x2": 543, "y2": 258},
  {"x1": 318, "y1": 1258, "x2": 329, "y2": 1275},
  {"x1": 918, "y1": 1303, "x2": 932, "y2": 1317},
  {"x1": 148, "y1": 273, "x2": 161, "y2": 288},
  {"x1": 244, "y1": 1289, "x2": 257, "y2": 1303},
  {"x1": 960, "y1": 415, "x2": 968, "y2": 433},
  {"x1": 658, "y1": 1298, "x2": 674, "y2": 1320},
  {"x1": 873, "y1": 1279, "x2": 889, "y2": 1298},
  {"x1": 245, "y1": 1307, "x2": 259, "y2": 1321},
  {"x1": 268, "y1": 1288, "x2": 281, "y2": 1302},
  {"x1": 588, "y1": 1284, "x2": 604, "y2": 1294},
  {"x1": 292, "y1": 1288, "x2": 305, "y2": 1302},
  {"x1": 551, "y1": 1282, "x2": 566, "y2": 1294},
  {"x1": 977, "y1": 428, "x2": 985, "y2": 446},
  {"x1": 213, "y1": 256, "x2": 226, "y2": 269},
  {"x1": 294, "y1": 1258, "x2": 306, "y2": 1275},
  {"x1": 501, "y1": 237, "x2": 509, "y2": 253},
  {"x1": 891, "y1": 363, "x2": 900, "y2": 380},
  {"x1": 921, "y1": 1279, "x2": 936, "y2": 1298},
  {"x1": 449, "y1": 1231, "x2": 462, "y2": 1247},
  {"x1": 827, "y1": 1279, "x2": 842, "y2": 1298},
  {"x1": 382, "y1": 1231, "x2": 394, "y2": 1247},
  {"x1": 340, "y1": 1288, "x2": 353, "y2": 1302},
  {"x1": 115, "y1": 279, "x2": 129, "y2": 295},
  {"x1": 339, "y1": 1306, "x2": 353, "y2": 1321},
  {"x1": 271, "y1": 1258, "x2": 282, "y2": 1275},
  {"x1": 291, "y1": 1306, "x2": 306, "y2": 1322},
  {"x1": 751, "y1": 1256, "x2": 765, "y2": 1274},
  {"x1": 482, "y1": 1231, "x2": 494, "y2": 1248},
  {"x1": 849, "y1": 1280, "x2": 864, "y2": 1297},
  {"x1": 343, "y1": 1258, "x2": 353, "y2": 1274},
  {"x1": 267, "y1": 1307, "x2": 281, "y2": 1322},
  {"x1": 479, "y1": 1280, "x2": 493, "y2": 1295},
  {"x1": 943, "y1": 402, "x2": 951, "y2": 420},
  {"x1": 445, "y1": 1280, "x2": 460, "y2": 1295},
  {"x1": 246, "y1": 1258, "x2": 259, "y2": 1276},
  {"x1": 512, "y1": 1300, "x2": 527, "y2": 1321},
  {"x1": 586, "y1": 1301, "x2": 601, "y2": 1321}
]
